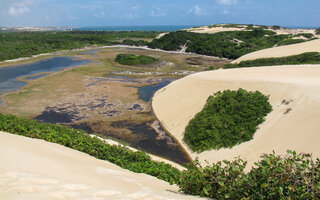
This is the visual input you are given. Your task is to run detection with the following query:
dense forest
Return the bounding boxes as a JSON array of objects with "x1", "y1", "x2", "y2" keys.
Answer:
[
  {"x1": 0, "y1": 31, "x2": 159, "y2": 61},
  {"x1": 148, "y1": 28, "x2": 314, "y2": 59},
  {"x1": 224, "y1": 52, "x2": 320, "y2": 69},
  {"x1": 184, "y1": 89, "x2": 272, "y2": 152}
]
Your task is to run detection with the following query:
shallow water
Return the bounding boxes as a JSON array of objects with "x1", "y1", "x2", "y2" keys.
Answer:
[
  {"x1": 138, "y1": 80, "x2": 172, "y2": 102},
  {"x1": 112, "y1": 121, "x2": 191, "y2": 164},
  {"x1": 24, "y1": 73, "x2": 50, "y2": 80},
  {"x1": 0, "y1": 57, "x2": 90, "y2": 96},
  {"x1": 80, "y1": 50, "x2": 102, "y2": 55}
]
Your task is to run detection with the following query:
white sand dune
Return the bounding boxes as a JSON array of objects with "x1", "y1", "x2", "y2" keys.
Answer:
[
  {"x1": 152, "y1": 65, "x2": 320, "y2": 167},
  {"x1": 0, "y1": 132, "x2": 200, "y2": 200},
  {"x1": 233, "y1": 39, "x2": 320, "y2": 63}
]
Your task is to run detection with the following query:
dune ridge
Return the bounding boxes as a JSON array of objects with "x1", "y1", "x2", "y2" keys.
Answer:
[
  {"x1": 233, "y1": 39, "x2": 320, "y2": 63},
  {"x1": 0, "y1": 132, "x2": 200, "y2": 200},
  {"x1": 152, "y1": 65, "x2": 320, "y2": 166}
]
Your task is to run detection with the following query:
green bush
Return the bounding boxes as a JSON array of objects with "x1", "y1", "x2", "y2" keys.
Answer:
[
  {"x1": 0, "y1": 112, "x2": 181, "y2": 184},
  {"x1": 148, "y1": 29, "x2": 307, "y2": 59},
  {"x1": 224, "y1": 52, "x2": 320, "y2": 69},
  {"x1": 184, "y1": 89, "x2": 272, "y2": 152},
  {"x1": 179, "y1": 151, "x2": 320, "y2": 199},
  {"x1": 316, "y1": 28, "x2": 320, "y2": 35},
  {"x1": 115, "y1": 53, "x2": 158, "y2": 65}
]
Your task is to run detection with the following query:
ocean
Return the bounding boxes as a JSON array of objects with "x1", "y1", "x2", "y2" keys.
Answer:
[{"x1": 73, "y1": 25, "x2": 196, "y2": 32}]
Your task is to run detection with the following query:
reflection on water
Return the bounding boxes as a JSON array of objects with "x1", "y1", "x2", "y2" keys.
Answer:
[
  {"x1": 0, "y1": 57, "x2": 90, "y2": 96},
  {"x1": 138, "y1": 80, "x2": 172, "y2": 102}
]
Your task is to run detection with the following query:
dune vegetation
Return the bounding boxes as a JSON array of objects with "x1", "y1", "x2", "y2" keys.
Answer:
[
  {"x1": 147, "y1": 28, "x2": 314, "y2": 59},
  {"x1": 184, "y1": 89, "x2": 272, "y2": 152},
  {"x1": 224, "y1": 52, "x2": 320, "y2": 69},
  {"x1": 115, "y1": 53, "x2": 158, "y2": 65}
]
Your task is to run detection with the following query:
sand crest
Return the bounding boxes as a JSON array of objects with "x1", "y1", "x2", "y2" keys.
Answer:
[
  {"x1": 233, "y1": 39, "x2": 320, "y2": 63},
  {"x1": 152, "y1": 65, "x2": 320, "y2": 167},
  {"x1": 0, "y1": 132, "x2": 200, "y2": 200}
]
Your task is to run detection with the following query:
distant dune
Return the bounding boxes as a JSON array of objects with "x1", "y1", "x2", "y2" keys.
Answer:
[
  {"x1": 233, "y1": 39, "x2": 320, "y2": 63},
  {"x1": 152, "y1": 65, "x2": 320, "y2": 167},
  {"x1": 0, "y1": 132, "x2": 200, "y2": 200}
]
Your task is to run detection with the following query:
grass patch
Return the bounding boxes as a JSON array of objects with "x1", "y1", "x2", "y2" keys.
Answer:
[
  {"x1": 223, "y1": 52, "x2": 320, "y2": 69},
  {"x1": 0, "y1": 112, "x2": 181, "y2": 184},
  {"x1": 115, "y1": 54, "x2": 158, "y2": 66},
  {"x1": 184, "y1": 88, "x2": 272, "y2": 152}
]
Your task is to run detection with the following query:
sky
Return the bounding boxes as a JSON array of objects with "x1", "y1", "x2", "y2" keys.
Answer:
[{"x1": 0, "y1": 0, "x2": 319, "y2": 27}]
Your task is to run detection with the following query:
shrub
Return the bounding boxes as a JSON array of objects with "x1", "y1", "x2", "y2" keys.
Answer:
[
  {"x1": 184, "y1": 88, "x2": 272, "y2": 152},
  {"x1": 223, "y1": 52, "x2": 320, "y2": 69},
  {"x1": 316, "y1": 28, "x2": 320, "y2": 35},
  {"x1": 0, "y1": 112, "x2": 181, "y2": 184},
  {"x1": 179, "y1": 151, "x2": 320, "y2": 199},
  {"x1": 115, "y1": 53, "x2": 158, "y2": 65}
]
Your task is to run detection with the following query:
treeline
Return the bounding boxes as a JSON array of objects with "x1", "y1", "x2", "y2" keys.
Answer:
[
  {"x1": 0, "y1": 31, "x2": 159, "y2": 61},
  {"x1": 224, "y1": 52, "x2": 320, "y2": 69},
  {"x1": 147, "y1": 29, "x2": 313, "y2": 59},
  {"x1": 0, "y1": 112, "x2": 319, "y2": 199}
]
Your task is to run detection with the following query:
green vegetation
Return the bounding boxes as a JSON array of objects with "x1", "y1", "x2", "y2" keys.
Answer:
[
  {"x1": 277, "y1": 38, "x2": 306, "y2": 46},
  {"x1": 0, "y1": 112, "x2": 181, "y2": 184},
  {"x1": 115, "y1": 54, "x2": 158, "y2": 65},
  {"x1": 316, "y1": 28, "x2": 320, "y2": 35},
  {"x1": 148, "y1": 29, "x2": 310, "y2": 59},
  {"x1": 184, "y1": 89, "x2": 272, "y2": 152},
  {"x1": 1, "y1": 113, "x2": 319, "y2": 199},
  {"x1": 294, "y1": 33, "x2": 314, "y2": 39},
  {"x1": 224, "y1": 52, "x2": 320, "y2": 69},
  {"x1": 121, "y1": 39, "x2": 149, "y2": 46},
  {"x1": 179, "y1": 151, "x2": 320, "y2": 199},
  {"x1": 0, "y1": 31, "x2": 159, "y2": 61}
]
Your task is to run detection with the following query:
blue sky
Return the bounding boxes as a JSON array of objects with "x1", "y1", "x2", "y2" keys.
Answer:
[{"x1": 0, "y1": 0, "x2": 319, "y2": 27}]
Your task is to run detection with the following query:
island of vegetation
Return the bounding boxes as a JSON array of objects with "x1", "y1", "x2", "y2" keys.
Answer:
[
  {"x1": 184, "y1": 88, "x2": 272, "y2": 152},
  {"x1": 115, "y1": 53, "x2": 158, "y2": 65},
  {"x1": 223, "y1": 52, "x2": 320, "y2": 69}
]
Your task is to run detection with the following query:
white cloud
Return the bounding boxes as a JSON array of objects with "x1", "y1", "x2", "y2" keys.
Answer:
[
  {"x1": 151, "y1": 8, "x2": 167, "y2": 17},
  {"x1": 8, "y1": 0, "x2": 35, "y2": 16},
  {"x1": 8, "y1": 6, "x2": 30, "y2": 16},
  {"x1": 189, "y1": 5, "x2": 208, "y2": 16},
  {"x1": 223, "y1": 9, "x2": 229, "y2": 15},
  {"x1": 217, "y1": 0, "x2": 238, "y2": 5}
]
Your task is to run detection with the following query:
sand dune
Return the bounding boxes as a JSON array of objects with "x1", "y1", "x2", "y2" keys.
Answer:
[
  {"x1": 0, "y1": 132, "x2": 200, "y2": 200},
  {"x1": 152, "y1": 65, "x2": 320, "y2": 167},
  {"x1": 233, "y1": 39, "x2": 320, "y2": 63}
]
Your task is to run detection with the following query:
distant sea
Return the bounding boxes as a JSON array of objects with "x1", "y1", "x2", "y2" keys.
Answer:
[{"x1": 73, "y1": 25, "x2": 197, "y2": 32}]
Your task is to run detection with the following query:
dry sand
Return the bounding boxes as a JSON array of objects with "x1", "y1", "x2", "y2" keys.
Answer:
[
  {"x1": 233, "y1": 39, "x2": 320, "y2": 63},
  {"x1": 0, "y1": 132, "x2": 201, "y2": 200},
  {"x1": 152, "y1": 65, "x2": 320, "y2": 167}
]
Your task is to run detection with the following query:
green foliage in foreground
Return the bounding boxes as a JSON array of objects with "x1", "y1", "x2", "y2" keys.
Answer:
[
  {"x1": 0, "y1": 113, "x2": 181, "y2": 184},
  {"x1": 0, "y1": 31, "x2": 159, "y2": 61},
  {"x1": 184, "y1": 89, "x2": 272, "y2": 152},
  {"x1": 115, "y1": 53, "x2": 158, "y2": 65},
  {"x1": 316, "y1": 28, "x2": 320, "y2": 35},
  {"x1": 224, "y1": 52, "x2": 320, "y2": 69},
  {"x1": 179, "y1": 151, "x2": 320, "y2": 199},
  {"x1": 1, "y1": 112, "x2": 319, "y2": 199},
  {"x1": 147, "y1": 28, "x2": 311, "y2": 59}
]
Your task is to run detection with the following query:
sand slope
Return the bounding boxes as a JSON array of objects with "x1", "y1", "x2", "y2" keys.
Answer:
[
  {"x1": 233, "y1": 39, "x2": 320, "y2": 63},
  {"x1": 0, "y1": 132, "x2": 200, "y2": 200},
  {"x1": 152, "y1": 65, "x2": 320, "y2": 166}
]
